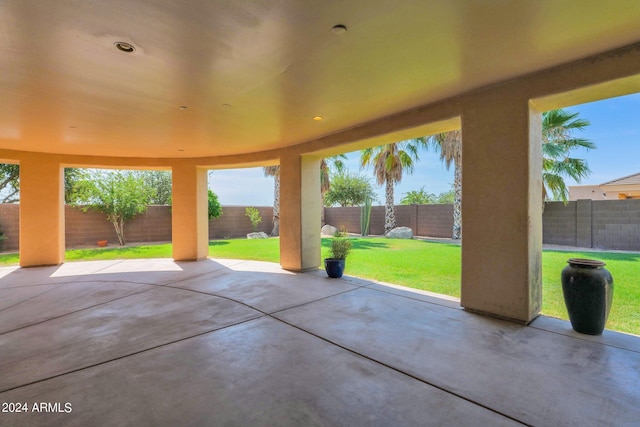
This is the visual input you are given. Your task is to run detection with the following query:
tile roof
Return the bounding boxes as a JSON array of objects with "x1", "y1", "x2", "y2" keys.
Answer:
[{"x1": 601, "y1": 172, "x2": 640, "y2": 186}]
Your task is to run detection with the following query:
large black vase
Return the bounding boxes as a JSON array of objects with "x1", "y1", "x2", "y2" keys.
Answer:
[
  {"x1": 561, "y1": 258, "x2": 614, "y2": 335},
  {"x1": 324, "y1": 258, "x2": 345, "y2": 278}
]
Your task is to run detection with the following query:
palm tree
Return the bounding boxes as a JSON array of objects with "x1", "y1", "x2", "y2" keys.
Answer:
[
  {"x1": 360, "y1": 139, "x2": 427, "y2": 234},
  {"x1": 263, "y1": 165, "x2": 280, "y2": 236},
  {"x1": 429, "y1": 131, "x2": 462, "y2": 239},
  {"x1": 542, "y1": 109, "x2": 595, "y2": 202}
]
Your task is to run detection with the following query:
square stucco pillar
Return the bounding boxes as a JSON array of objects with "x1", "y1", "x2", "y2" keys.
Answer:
[
  {"x1": 279, "y1": 152, "x2": 321, "y2": 271},
  {"x1": 171, "y1": 165, "x2": 209, "y2": 261},
  {"x1": 19, "y1": 157, "x2": 65, "y2": 266},
  {"x1": 461, "y1": 96, "x2": 542, "y2": 323}
]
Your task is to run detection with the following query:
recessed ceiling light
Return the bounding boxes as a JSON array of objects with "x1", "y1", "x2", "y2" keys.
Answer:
[
  {"x1": 178, "y1": 149, "x2": 185, "y2": 152},
  {"x1": 331, "y1": 24, "x2": 347, "y2": 35},
  {"x1": 114, "y1": 41, "x2": 136, "y2": 53},
  {"x1": 313, "y1": 116, "x2": 324, "y2": 121},
  {"x1": 222, "y1": 104, "x2": 232, "y2": 108},
  {"x1": 179, "y1": 106, "x2": 188, "y2": 110}
]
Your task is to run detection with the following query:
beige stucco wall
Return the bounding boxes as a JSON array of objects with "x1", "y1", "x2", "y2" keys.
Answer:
[
  {"x1": 569, "y1": 185, "x2": 605, "y2": 201},
  {"x1": 570, "y1": 184, "x2": 640, "y2": 200}
]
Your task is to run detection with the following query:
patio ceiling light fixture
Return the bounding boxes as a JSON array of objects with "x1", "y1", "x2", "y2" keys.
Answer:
[
  {"x1": 114, "y1": 41, "x2": 136, "y2": 53},
  {"x1": 331, "y1": 24, "x2": 347, "y2": 35}
]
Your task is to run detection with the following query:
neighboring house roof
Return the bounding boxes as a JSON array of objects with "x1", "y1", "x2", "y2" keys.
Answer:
[{"x1": 601, "y1": 172, "x2": 640, "y2": 186}]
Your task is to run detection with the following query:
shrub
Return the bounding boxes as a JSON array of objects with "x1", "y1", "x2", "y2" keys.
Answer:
[
  {"x1": 245, "y1": 207, "x2": 262, "y2": 232},
  {"x1": 329, "y1": 230, "x2": 351, "y2": 260},
  {"x1": 0, "y1": 227, "x2": 7, "y2": 251}
]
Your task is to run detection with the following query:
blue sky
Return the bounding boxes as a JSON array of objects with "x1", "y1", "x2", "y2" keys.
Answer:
[{"x1": 210, "y1": 93, "x2": 640, "y2": 206}]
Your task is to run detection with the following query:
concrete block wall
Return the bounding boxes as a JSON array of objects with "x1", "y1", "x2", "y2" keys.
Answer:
[
  {"x1": 542, "y1": 199, "x2": 640, "y2": 251},
  {"x1": 576, "y1": 200, "x2": 593, "y2": 248},
  {"x1": 542, "y1": 202, "x2": 577, "y2": 246},
  {"x1": 1, "y1": 201, "x2": 639, "y2": 252},
  {"x1": 66, "y1": 205, "x2": 173, "y2": 247},
  {"x1": 0, "y1": 204, "x2": 274, "y2": 251},
  {"x1": 368, "y1": 206, "x2": 387, "y2": 235},
  {"x1": 324, "y1": 206, "x2": 361, "y2": 234},
  {"x1": 324, "y1": 206, "x2": 392, "y2": 236},
  {"x1": 0, "y1": 204, "x2": 19, "y2": 251},
  {"x1": 417, "y1": 204, "x2": 454, "y2": 238},
  {"x1": 324, "y1": 204, "x2": 454, "y2": 238},
  {"x1": 393, "y1": 205, "x2": 415, "y2": 233},
  {"x1": 209, "y1": 206, "x2": 273, "y2": 239},
  {"x1": 592, "y1": 200, "x2": 640, "y2": 250},
  {"x1": 325, "y1": 200, "x2": 640, "y2": 250},
  {"x1": 65, "y1": 206, "x2": 123, "y2": 247}
]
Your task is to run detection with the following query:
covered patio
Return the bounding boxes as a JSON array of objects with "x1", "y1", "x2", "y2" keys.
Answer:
[
  {"x1": 2, "y1": 1, "x2": 640, "y2": 425},
  {"x1": 1, "y1": 259, "x2": 638, "y2": 425}
]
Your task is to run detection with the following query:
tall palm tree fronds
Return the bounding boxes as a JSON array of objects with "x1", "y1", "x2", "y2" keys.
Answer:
[
  {"x1": 320, "y1": 154, "x2": 347, "y2": 196},
  {"x1": 263, "y1": 165, "x2": 280, "y2": 236},
  {"x1": 429, "y1": 130, "x2": 462, "y2": 239},
  {"x1": 320, "y1": 155, "x2": 347, "y2": 224},
  {"x1": 542, "y1": 109, "x2": 595, "y2": 202},
  {"x1": 361, "y1": 138, "x2": 427, "y2": 234}
]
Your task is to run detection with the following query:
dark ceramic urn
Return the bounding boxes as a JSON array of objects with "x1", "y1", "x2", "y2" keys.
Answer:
[
  {"x1": 324, "y1": 258, "x2": 345, "y2": 278},
  {"x1": 561, "y1": 258, "x2": 613, "y2": 335}
]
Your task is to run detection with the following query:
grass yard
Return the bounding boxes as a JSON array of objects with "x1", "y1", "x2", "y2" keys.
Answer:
[
  {"x1": 0, "y1": 238, "x2": 638, "y2": 335},
  {"x1": 65, "y1": 244, "x2": 174, "y2": 261}
]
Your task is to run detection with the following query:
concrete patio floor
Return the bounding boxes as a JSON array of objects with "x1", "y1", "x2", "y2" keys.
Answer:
[{"x1": 0, "y1": 259, "x2": 638, "y2": 426}]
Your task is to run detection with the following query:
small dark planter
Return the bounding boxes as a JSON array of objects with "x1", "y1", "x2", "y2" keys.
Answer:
[
  {"x1": 561, "y1": 258, "x2": 614, "y2": 335},
  {"x1": 324, "y1": 258, "x2": 345, "y2": 278}
]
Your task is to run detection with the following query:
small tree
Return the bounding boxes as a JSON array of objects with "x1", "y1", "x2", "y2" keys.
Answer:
[
  {"x1": 324, "y1": 171, "x2": 376, "y2": 207},
  {"x1": 245, "y1": 207, "x2": 262, "y2": 232},
  {"x1": 73, "y1": 170, "x2": 155, "y2": 246},
  {"x1": 208, "y1": 190, "x2": 222, "y2": 220},
  {"x1": 140, "y1": 171, "x2": 173, "y2": 205},
  {"x1": 0, "y1": 164, "x2": 19, "y2": 203},
  {"x1": 435, "y1": 188, "x2": 455, "y2": 204},
  {"x1": 400, "y1": 187, "x2": 436, "y2": 205}
]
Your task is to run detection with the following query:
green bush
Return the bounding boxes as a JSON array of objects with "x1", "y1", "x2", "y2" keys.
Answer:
[
  {"x1": 208, "y1": 190, "x2": 222, "y2": 220},
  {"x1": 245, "y1": 207, "x2": 262, "y2": 232},
  {"x1": 0, "y1": 228, "x2": 7, "y2": 251},
  {"x1": 329, "y1": 231, "x2": 351, "y2": 260}
]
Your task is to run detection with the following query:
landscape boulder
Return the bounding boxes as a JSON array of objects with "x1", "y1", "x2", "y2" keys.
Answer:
[
  {"x1": 321, "y1": 225, "x2": 338, "y2": 236},
  {"x1": 386, "y1": 226, "x2": 414, "y2": 239},
  {"x1": 247, "y1": 232, "x2": 269, "y2": 239}
]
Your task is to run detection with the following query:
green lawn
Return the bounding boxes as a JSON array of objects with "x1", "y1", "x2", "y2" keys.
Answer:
[
  {"x1": 65, "y1": 244, "x2": 174, "y2": 261},
  {"x1": 1, "y1": 238, "x2": 638, "y2": 335}
]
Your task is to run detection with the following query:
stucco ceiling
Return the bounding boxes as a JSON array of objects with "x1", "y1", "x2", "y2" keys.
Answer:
[{"x1": 1, "y1": 0, "x2": 640, "y2": 159}]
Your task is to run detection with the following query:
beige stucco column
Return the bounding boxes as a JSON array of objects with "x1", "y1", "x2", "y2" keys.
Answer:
[
  {"x1": 171, "y1": 165, "x2": 209, "y2": 261},
  {"x1": 460, "y1": 92, "x2": 542, "y2": 323},
  {"x1": 19, "y1": 156, "x2": 65, "y2": 266},
  {"x1": 279, "y1": 152, "x2": 321, "y2": 271}
]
